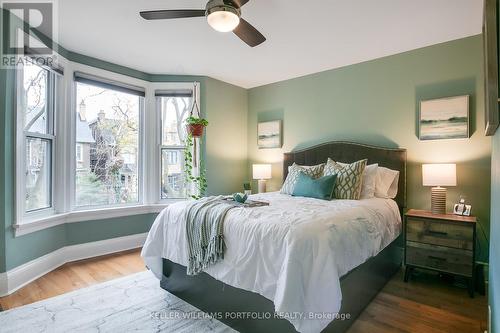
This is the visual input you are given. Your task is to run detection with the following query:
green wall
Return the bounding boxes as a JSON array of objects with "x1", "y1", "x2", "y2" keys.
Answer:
[
  {"x1": 490, "y1": 123, "x2": 500, "y2": 333},
  {"x1": 0, "y1": 9, "x2": 248, "y2": 272},
  {"x1": 204, "y1": 78, "x2": 248, "y2": 195},
  {"x1": 247, "y1": 35, "x2": 491, "y2": 262}
]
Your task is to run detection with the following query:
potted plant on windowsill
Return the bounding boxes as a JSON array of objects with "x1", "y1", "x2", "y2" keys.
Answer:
[{"x1": 186, "y1": 116, "x2": 209, "y2": 138}]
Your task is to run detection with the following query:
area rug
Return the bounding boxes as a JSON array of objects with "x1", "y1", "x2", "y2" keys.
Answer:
[{"x1": 0, "y1": 270, "x2": 235, "y2": 333}]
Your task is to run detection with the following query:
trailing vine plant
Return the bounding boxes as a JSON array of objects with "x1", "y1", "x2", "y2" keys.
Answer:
[
  {"x1": 184, "y1": 133, "x2": 208, "y2": 199},
  {"x1": 183, "y1": 82, "x2": 208, "y2": 200}
]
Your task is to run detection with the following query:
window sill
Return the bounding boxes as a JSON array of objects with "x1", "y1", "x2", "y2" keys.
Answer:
[{"x1": 13, "y1": 201, "x2": 184, "y2": 237}]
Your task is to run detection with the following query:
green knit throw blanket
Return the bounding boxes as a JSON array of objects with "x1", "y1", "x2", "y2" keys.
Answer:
[{"x1": 185, "y1": 196, "x2": 234, "y2": 276}]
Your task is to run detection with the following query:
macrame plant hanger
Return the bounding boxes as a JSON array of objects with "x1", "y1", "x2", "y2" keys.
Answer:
[{"x1": 189, "y1": 82, "x2": 200, "y2": 167}]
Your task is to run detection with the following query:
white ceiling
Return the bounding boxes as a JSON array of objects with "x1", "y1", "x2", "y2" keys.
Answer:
[{"x1": 57, "y1": 0, "x2": 484, "y2": 88}]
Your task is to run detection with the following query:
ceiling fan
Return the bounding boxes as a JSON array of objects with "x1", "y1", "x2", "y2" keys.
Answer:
[{"x1": 140, "y1": 0, "x2": 266, "y2": 47}]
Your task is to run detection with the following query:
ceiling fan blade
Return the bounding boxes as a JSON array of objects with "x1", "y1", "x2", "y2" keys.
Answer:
[
  {"x1": 231, "y1": 0, "x2": 250, "y2": 8},
  {"x1": 233, "y1": 18, "x2": 266, "y2": 47},
  {"x1": 140, "y1": 9, "x2": 206, "y2": 20}
]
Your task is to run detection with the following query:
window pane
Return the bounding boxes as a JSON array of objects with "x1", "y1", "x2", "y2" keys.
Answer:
[
  {"x1": 23, "y1": 65, "x2": 49, "y2": 134},
  {"x1": 75, "y1": 82, "x2": 141, "y2": 207},
  {"x1": 161, "y1": 148, "x2": 186, "y2": 199},
  {"x1": 160, "y1": 96, "x2": 191, "y2": 145},
  {"x1": 25, "y1": 138, "x2": 51, "y2": 211}
]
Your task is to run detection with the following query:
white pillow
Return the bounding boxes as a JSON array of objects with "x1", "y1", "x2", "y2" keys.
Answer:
[
  {"x1": 337, "y1": 162, "x2": 379, "y2": 199},
  {"x1": 360, "y1": 164, "x2": 379, "y2": 199},
  {"x1": 375, "y1": 167, "x2": 400, "y2": 199}
]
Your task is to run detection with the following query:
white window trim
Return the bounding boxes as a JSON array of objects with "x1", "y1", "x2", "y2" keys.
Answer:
[{"x1": 14, "y1": 60, "x2": 199, "y2": 236}]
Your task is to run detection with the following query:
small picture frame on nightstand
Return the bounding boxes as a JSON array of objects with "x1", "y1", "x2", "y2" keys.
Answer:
[
  {"x1": 454, "y1": 203, "x2": 472, "y2": 216},
  {"x1": 453, "y1": 197, "x2": 472, "y2": 216}
]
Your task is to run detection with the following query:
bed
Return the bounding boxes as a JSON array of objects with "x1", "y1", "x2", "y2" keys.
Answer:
[{"x1": 142, "y1": 141, "x2": 407, "y2": 333}]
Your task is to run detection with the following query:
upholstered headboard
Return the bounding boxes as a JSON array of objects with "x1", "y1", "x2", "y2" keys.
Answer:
[{"x1": 283, "y1": 141, "x2": 407, "y2": 208}]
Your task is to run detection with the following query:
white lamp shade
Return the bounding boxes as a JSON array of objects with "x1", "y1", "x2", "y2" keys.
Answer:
[
  {"x1": 253, "y1": 164, "x2": 272, "y2": 180},
  {"x1": 422, "y1": 164, "x2": 457, "y2": 187}
]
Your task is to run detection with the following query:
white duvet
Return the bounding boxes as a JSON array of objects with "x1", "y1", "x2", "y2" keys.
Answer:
[{"x1": 141, "y1": 192, "x2": 401, "y2": 333}]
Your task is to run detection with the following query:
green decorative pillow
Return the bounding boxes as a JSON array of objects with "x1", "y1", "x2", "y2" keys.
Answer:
[
  {"x1": 292, "y1": 172, "x2": 337, "y2": 200},
  {"x1": 323, "y1": 158, "x2": 367, "y2": 200},
  {"x1": 280, "y1": 163, "x2": 325, "y2": 195}
]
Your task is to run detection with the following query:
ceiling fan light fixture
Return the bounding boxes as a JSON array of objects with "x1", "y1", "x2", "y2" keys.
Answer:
[{"x1": 207, "y1": 6, "x2": 240, "y2": 32}]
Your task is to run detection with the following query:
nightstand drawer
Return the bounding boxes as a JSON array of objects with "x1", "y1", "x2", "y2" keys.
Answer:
[
  {"x1": 406, "y1": 241, "x2": 473, "y2": 277},
  {"x1": 406, "y1": 218, "x2": 473, "y2": 250}
]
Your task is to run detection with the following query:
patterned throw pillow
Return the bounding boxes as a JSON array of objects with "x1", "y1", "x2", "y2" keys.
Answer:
[
  {"x1": 323, "y1": 158, "x2": 367, "y2": 200},
  {"x1": 280, "y1": 163, "x2": 325, "y2": 195}
]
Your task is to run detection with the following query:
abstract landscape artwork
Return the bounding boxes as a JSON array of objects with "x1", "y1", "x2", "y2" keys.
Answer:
[
  {"x1": 258, "y1": 120, "x2": 282, "y2": 149},
  {"x1": 419, "y1": 95, "x2": 469, "y2": 140}
]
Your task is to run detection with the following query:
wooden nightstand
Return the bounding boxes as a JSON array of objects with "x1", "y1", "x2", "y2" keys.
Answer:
[{"x1": 404, "y1": 209, "x2": 477, "y2": 297}]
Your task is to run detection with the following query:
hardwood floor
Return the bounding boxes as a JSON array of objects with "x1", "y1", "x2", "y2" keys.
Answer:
[
  {"x1": 0, "y1": 249, "x2": 146, "y2": 310},
  {"x1": 348, "y1": 270, "x2": 488, "y2": 333},
  {"x1": 0, "y1": 249, "x2": 487, "y2": 333}
]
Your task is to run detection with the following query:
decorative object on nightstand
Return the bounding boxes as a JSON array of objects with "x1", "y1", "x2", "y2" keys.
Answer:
[
  {"x1": 253, "y1": 164, "x2": 272, "y2": 193},
  {"x1": 243, "y1": 182, "x2": 252, "y2": 196},
  {"x1": 422, "y1": 164, "x2": 457, "y2": 214},
  {"x1": 404, "y1": 209, "x2": 477, "y2": 297}
]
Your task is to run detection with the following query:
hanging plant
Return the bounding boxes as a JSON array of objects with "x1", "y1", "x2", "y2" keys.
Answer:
[
  {"x1": 186, "y1": 116, "x2": 209, "y2": 137},
  {"x1": 183, "y1": 82, "x2": 208, "y2": 200}
]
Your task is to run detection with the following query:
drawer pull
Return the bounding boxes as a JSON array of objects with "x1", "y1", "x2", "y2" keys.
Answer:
[
  {"x1": 427, "y1": 230, "x2": 448, "y2": 236},
  {"x1": 428, "y1": 255, "x2": 447, "y2": 262}
]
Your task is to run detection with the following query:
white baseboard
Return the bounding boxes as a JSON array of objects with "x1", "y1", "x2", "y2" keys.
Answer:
[
  {"x1": 0, "y1": 272, "x2": 7, "y2": 298},
  {"x1": 0, "y1": 233, "x2": 148, "y2": 297}
]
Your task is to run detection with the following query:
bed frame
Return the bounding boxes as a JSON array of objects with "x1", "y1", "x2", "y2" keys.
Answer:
[{"x1": 160, "y1": 141, "x2": 407, "y2": 333}]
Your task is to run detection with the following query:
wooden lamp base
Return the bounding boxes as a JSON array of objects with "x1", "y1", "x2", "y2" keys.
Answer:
[{"x1": 431, "y1": 186, "x2": 447, "y2": 214}]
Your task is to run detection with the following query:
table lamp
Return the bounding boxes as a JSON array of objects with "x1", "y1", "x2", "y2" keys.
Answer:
[
  {"x1": 422, "y1": 164, "x2": 457, "y2": 214},
  {"x1": 253, "y1": 164, "x2": 272, "y2": 193}
]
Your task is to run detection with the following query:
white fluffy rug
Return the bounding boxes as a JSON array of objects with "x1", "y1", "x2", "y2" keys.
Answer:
[{"x1": 0, "y1": 271, "x2": 235, "y2": 333}]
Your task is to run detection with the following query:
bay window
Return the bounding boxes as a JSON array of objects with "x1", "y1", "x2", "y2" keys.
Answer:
[{"x1": 15, "y1": 61, "x2": 201, "y2": 233}]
